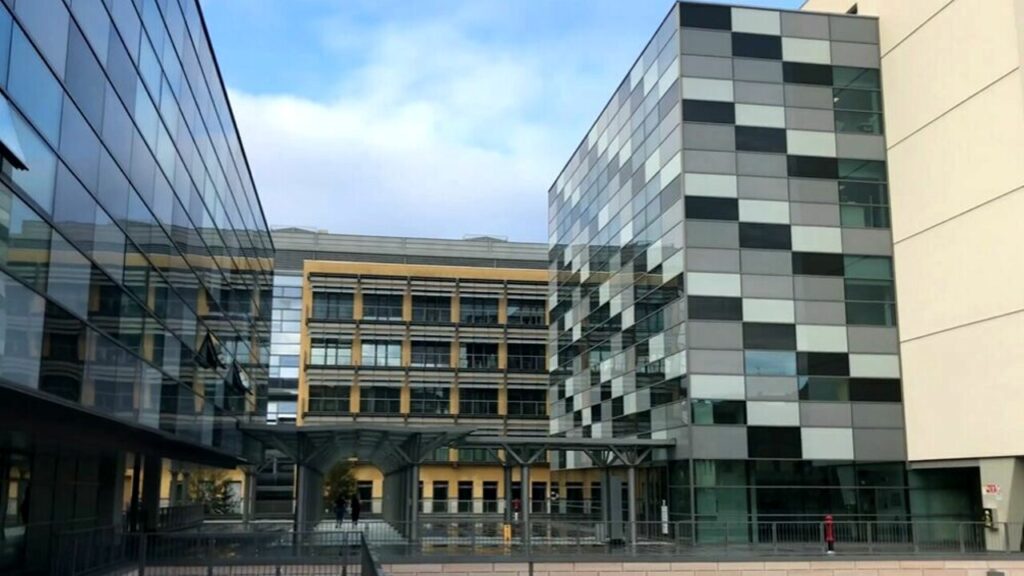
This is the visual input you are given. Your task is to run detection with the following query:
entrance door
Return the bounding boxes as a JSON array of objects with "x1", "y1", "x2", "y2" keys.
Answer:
[{"x1": 457, "y1": 481, "x2": 473, "y2": 513}]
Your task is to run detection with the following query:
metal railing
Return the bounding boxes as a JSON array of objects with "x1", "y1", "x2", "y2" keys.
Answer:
[
  {"x1": 157, "y1": 503, "x2": 204, "y2": 530},
  {"x1": 51, "y1": 529, "x2": 386, "y2": 576}
]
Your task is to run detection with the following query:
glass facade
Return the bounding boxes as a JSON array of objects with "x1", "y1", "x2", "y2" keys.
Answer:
[
  {"x1": 0, "y1": 0, "x2": 273, "y2": 451},
  {"x1": 548, "y1": 3, "x2": 912, "y2": 521}
]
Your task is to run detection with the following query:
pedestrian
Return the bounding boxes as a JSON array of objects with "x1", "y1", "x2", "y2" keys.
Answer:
[
  {"x1": 333, "y1": 492, "x2": 346, "y2": 528},
  {"x1": 351, "y1": 493, "x2": 362, "y2": 527},
  {"x1": 824, "y1": 514, "x2": 836, "y2": 555}
]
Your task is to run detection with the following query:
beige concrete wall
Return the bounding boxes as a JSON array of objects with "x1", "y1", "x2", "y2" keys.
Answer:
[
  {"x1": 802, "y1": 0, "x2": 1024, "y2": 462},
  {"x1": 384, "y1": 559, "x2": 1024, "y2": 576}
]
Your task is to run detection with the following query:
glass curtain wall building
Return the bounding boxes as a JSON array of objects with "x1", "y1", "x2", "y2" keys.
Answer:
[
  {"x1": 0, "y1": 0, "x2": 272, "y2": 571},
  {"x1": 547, "y1": 2, "x2": 933, "y2": 525}
]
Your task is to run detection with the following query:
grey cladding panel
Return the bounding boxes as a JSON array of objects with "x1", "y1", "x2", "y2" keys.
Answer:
[
  {"x1": 683, "y1": 123, "x2": 736, "y2": 151},
  {"x1": 682, "y1": 55, "x2": 733, "y2": 79},
  {"x1": 682, "y1": 29, "x2": 733, "y2": 58}
]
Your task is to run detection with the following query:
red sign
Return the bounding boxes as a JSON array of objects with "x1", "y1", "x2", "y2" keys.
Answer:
[{"x1": 985, "y1": 483, "x2": 1001, "y2": 495}]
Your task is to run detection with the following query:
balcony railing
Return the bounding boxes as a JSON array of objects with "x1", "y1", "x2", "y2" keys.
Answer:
[
  {"x1": 307, "y1": 398, "x2": 351, "y2": 414},
  {"x1": 506, "y1": 400, "x2": 547, "y2": 418},
  {"x1": 410, "y1": 352, "x2": 451, "y2": 368},
  {"x1": 507, "y1": 355, "x2": 545, "y2": 372},
  {"x1": 458, "y1": 400, "x2": 499, "y2": 417}
]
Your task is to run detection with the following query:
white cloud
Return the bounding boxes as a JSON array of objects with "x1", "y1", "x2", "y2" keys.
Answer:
[{"x1": 231, "y1": 15, "x2": 574, "y2": 241}]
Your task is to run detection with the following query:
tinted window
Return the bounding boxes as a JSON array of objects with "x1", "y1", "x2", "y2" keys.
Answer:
[
  {"x1": 798, "y1": 352, "x2": 850, "y2": 376},
  {"x1": 692, "y1": 400, "x2": 746, "y2": 424},
  {"x1": 833, "y1": 88, "x2": 882, "y2": 112},
  {"x1": 686, "y1": 197, "x2": 738, "y2": 220},
  {"x1": 845, "y1": 302, "x2": 896, "y2": 326},
  {"x1": 64, "y1": 26, "x2": 106, "y2": 130},
  {"x1": 15, "y1": 0, "x2": 70, "y2": 77},
  {"x1": 798, "y1": 376, "x2": 850, "y2": 401},
  {"x1": 0, "y1": 186, "x2": 52, "y2": 291},
  {"x1": 0, "y1": 269, "x2": 46, "y2": 388},
  {"x1": 839, "y1": 160, "x2": 886, "y2": 181},
  {"x1": 46, "y1": 233, "x2": 92, "y2": 319},
  {"x1": 849, "y1": 378, "x2": 902, "y2": 402},
  {"x1": 0, "y1": 6, "x2": 11, "y2": 85},
  {"x1": 841, "y1": 206, "x2": 890, "y2": 228},
  {"x1": 839, "y1": 182, "x2": 888, "y2": 205},
  {"x1": 745, "y1": 351, "x2": 796, "y2": 376},
  {"x1": 9, "y1": 111, "x2": 58, "y2": 213},
  {"x1": 833, "y1": 67, "x2": 881, "y2": 90},
  {"x1": 680, "y1": 2, "x2": 731, "y2": 30},
  {"x1": 8, "y1": 29, "x2": 63, "y2": 144},
  {"x1": 792, "y1": 252, "x2": 845, "y2": 276},
  {"x1": 743, "y1": 323, "x2": 796, "y2": 350},
  {"x1": 845, "y1": 278, "x2": 894, "y2": 301},
  {"x1": 788, "y1": 156, "x2": 838, "y2": 179},
  {"x1": 688, "y1": 296, "x2": 742, "y2": 320},
  {"x1": 683, "y1": 100, "x2": 736, "y2": 124},
  {"x1": 748, "y1": 426, "x2": 802, "y2": 458},
  {"x1": 740, "y1": 223, "x2": 791, "y2": 250},
  {"x1": 783, "y1": 62, "x2": 833, "y2": 85},
  {"x1": 735, "y1": 126, "x2": 786, "y2": 153},
  {"x1": 732, "y1": 33, "x2": 782, "y2": 60},
  {"x1": 59, "y1": 101, "x2": 102, "y2": 191},
  {"x1": 53, "y1": 166, "x2": 98, "y2": 252},
  {"x1": 844, "y1": 256, "x2": 893, "y2": 279},
  {"x1": 835, "y1": 111, "x2": 883, "y2": 134}
]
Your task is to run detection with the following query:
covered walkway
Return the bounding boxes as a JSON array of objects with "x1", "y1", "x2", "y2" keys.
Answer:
[{"x1": 240, "y1": 423, "x2": 675, "y2": 542}]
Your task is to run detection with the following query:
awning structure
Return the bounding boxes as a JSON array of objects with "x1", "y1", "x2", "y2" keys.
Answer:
[
  {"x1": 239, "y1": 422, "x2": 675, "y2": 474},
  {"x1": 239, "y1": 422, "x2": 476, "y2": 474}
]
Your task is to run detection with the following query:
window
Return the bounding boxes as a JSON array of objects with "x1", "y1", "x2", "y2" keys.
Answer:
[
  {"x1": 835, "y1": 111, "x2": 883, "y2": 135},
  {"x1": 833, "y1": 67, "x2": 881, "y2": 90},
  {"x1": 46, "y1": 233, "x2": 91, "y2": 319},
  {"x1": 431, "y1": 481, "x2": 449, "y2": 513},
  {"x1": 507, "y1": 298, "x2": 545, "y2": 326},
  {"x1": 739, "y1": 223, "x2": 791, "y2": 250},
  {"x1": 459, "y1": 388, "x2": 498, "y2": 416},
  {"x1": 833, "y1": 88, "x2": 882, "y2": 112},
  {"x1": 362, "y1": 293, "x2": 403, "y2": 321},
  {"x1": 311, "y1": 291, "x2": 353, "y2": 320},
  {"x1": 308, "y1": 385, "x2": 350, "y2": 414},
  {"x1": 460, "y1": 297, "x2": 498, "y2": 324},
  {"x1": 0, "y1": 186, "x2": 52, "y2": 291},
  {"x1": 745, "y1": 351, "x2": 796, "y2": 376},
  {"x1": 783, "y1": 62, "x2": 833, "y2": 86},
  {"x1": 798, "y1": 377, "x2": 850, "y2": 401},
  {"x1": 747, "y1": 427, "x2": 802, "y2": 458},
  {"x1": 0, "y1": 270, "x2": 46, "y2": 389},
  {"x1": 360, "y1": 340, "x2": 402, "y2": 367},
  {"x1": 360, "y1": 387, "x2": 401, "y2": 414},
  {"x1": 692, "y1": 400, "x2": 746, "y2": 424},
  {"x1": 507, "y1": 343, "x2": 545, "y2": 372},
  {"x1": 838, "y1": 160, "x2": 886, "y2": 182},
  {"x1": 688, "y1": 296, "x2": 742, "y2": 321},
  {"x1": 683, "y1": 100, "x2": 736, "y2": 124},
  {"x1": 846, "y1": 302, "x2": 896, "y2": 326},
  {"x1": 787, "y1": 156, "x2": 838, "y2": 179},
  {"x1": 743, "y1": 323, "x2": 796, "y2": 350},
  {"x1": 9, "y1": 110, "x2": 58, "y2": 212},
  {"x1": 849, "y1": 378, "x2": 901, "y2": 402},
  {"x1": 792, "y1": 252, "x2": 845, "y2": 276},
  {"x1": 685, "y1": 197, "x2": 738, "y2": 220},
  {"x1": 797, "y1": 352, "x2": 850, "y2": 376},
  {"x1": 409, "y1": 386, "x2": 450, "y2": 415},
  {"x1": 507, "y1": 389, "x2": 547, "y2": 418},
  {"x1": 460, "y1": 342, "x2": 498, "y2": 369},
  {"x1": 8, "y1": 26, "x2": 63, "y2": 144},
  {"x1": 844, "y1": 255, "x2": 893, "y2": 279},
  {"x1": 459, "y1": 449, "x2": 496, "y2": 463},
  {"x1": 309, "y1": 339, "x2": 351, "y2": 366},
  {"x1": 732, "y1": 33, "x2": 782, "y2": 60},
  {"x1": 412, "y1": 295, "x2": 451, "y2": 323},
  {"x1": 410, "y1": 342, "x2": 450, "y2": 367},
  {"x1": 735, "y1": 126, "x2": 787, "y2": 153},
  {"x1": 840, "y1": 182, "x2": 890, "y2": 228},
  {"x1": 64, "y1": 26, "x2": 106, "y2": 130},
  {"x1": 679, "y1": 2, "x2": 731, "y2": 30}
]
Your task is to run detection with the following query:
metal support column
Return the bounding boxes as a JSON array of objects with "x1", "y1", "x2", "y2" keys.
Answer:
[
  {"x1": 503, "y1": 465, "x2": 512, "y2": 522},
  {"x1": 521, "y1": 464, "x2": 531, "y2": 545},
  {"x1": 627, "y1": 464, "x2": 637, "y2": 545},
  {"x1": 602, "y1": 466, "x2": 612, "y2": 539},
  {"x1": 409, "y1": 464, "x2": 419, "y2": 542},
  {"x1": 242, "y1": 470, "x2": 255, "y2": 526}
]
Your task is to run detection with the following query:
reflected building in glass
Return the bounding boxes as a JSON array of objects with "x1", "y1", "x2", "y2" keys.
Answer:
[
  {"x1": 546, "y1": 2, "x2": 967, "y2": 524},
  {"x1": 0, "y1": 0, "x2": 272, "y2": 571}
]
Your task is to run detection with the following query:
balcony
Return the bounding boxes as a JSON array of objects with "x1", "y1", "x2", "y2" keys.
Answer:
[
  {"x1": 507, "y1": 355, "x2": 545, "y2": 373},
  {"x1": 458, "y1": 354, "x2": 498, "y2": 371}
]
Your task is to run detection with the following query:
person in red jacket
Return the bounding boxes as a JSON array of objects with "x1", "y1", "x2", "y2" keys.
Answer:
[{"x1": 824, "y1": 514, "x2": 836, "y2": 554}]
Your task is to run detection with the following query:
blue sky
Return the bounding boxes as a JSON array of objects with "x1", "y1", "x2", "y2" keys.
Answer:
[{"x1": 203, "y1": 0, "x2": 802, "y2": 242}]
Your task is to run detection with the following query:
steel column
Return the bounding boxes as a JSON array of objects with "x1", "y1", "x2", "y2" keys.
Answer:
[
  {"x1": 627, "y1": 464, "x2": 637, "y2": 545},
  {"x1": 503, "y1": 464, "x2": 513, "y2": 522},
  {"x1": 521, "y1": 464, "x2": 531, "y2": 545},
  {"x1": 409, "y1": 464, "x2": 419, "y2": 541}
]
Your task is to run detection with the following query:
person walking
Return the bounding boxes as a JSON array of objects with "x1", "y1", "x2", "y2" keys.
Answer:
[
  {"x1": 333, "y1": 493, "x2": 347, "y2": 528},
  {"x1": 351, "y1": 493, "x2": 362, "y2": 527}
]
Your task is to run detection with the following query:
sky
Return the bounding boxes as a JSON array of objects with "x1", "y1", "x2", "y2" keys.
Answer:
[{"x1": 202, "y1": 0, "x2": 803, "y2": 242}]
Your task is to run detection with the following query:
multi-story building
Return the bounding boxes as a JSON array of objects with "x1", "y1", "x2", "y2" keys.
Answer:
[
  {"x1": 547, "y1": 1, "x2": 957, "y2": 525},
  {"x1": 264, "y1": 230, "x2": 594, "y2": 516},
  {"x1": 800, "y1": 0, "x2": 1024, "y2": 537},
  {"x1": 0, "y1": 0, "x2": 272, "y2": 571}
]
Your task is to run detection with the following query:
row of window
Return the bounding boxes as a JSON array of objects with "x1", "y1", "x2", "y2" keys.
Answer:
[
  {"x1": 310, "y1": 292, "x2": 545, "y2": 325},
  {"x1": 685, "y1": 102, "x2": 883, "y2": 135},
  {"x1": 306, "y1": 385, "x2": 546, "y2": 417},
  {"x1": 308, "y1": 340, "x2": 546, "y2": 371}
]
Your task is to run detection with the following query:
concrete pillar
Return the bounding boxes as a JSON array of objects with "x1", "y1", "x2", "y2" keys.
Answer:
[
  {"x1": 503, "y1": 465, "x2": 512, "y2": 522},
  {"x1": 242, "y1": 470, "x2": 256, "y2": 526},
  {"x1": 602, "y1": 466, "x2": 612, "y2": 540},
  {"x1": 128, "y1": 454, "x2": 142, "y2": 532},
  {"x1": 96, "y1": 452, "x2": 126, "y2": 530},
  {"x1": 141, "y1": 455, "x2": 162, "y2": 532},
  {"x1": 294, "y1": 464, "x2": 323, "y2": 532}
]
